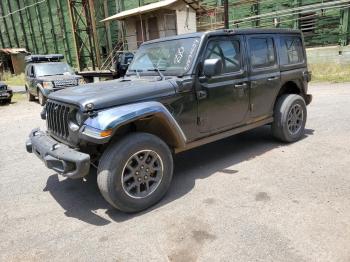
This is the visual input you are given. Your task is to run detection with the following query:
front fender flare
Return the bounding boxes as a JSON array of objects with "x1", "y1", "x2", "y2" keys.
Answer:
[{"x1": 83, "y1": 101, "x2": 187, "y2": 148}]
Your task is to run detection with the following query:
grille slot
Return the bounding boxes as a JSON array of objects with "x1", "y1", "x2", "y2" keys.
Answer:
[
  {"x1": 46, "y1": 101, "x2": 71, "y2": 139},
  {"x1": 0, "y1": 85, "x2": 7, "y2": 91},
  {"x1": 53, "y1": 79, "x2": 78, "y2": 87}
]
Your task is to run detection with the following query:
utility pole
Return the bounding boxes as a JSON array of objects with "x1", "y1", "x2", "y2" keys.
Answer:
[{"x1": 223, "y1": 0, "x2": 229, "y2": 29}]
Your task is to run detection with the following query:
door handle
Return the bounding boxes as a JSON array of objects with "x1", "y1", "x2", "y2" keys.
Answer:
[
  {"x1": 267, "y1": 76, "x2": 279, "y2": 81},
  {"x1": 196, "y1": 90, "x2": 207, "y2": 100},
  {"x1": 234, "y1": 83, "x2": 247, "y2": 88}
]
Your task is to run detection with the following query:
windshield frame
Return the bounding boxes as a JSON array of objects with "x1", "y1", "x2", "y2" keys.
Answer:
[
  {"x1": 127, "y1": 36, "x2": 201, "y2": 77},
  {"x1": 34, "y1": 62, "x2": 75, "y2": 77}
]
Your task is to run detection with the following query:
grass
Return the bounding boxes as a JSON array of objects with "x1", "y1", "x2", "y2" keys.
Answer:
[
  {"x1": 309, "y1": 63, "x2": 350, "y2": 83},
  {"x1": 1, "y1": 72, "x2": 25, "y2": 86}
]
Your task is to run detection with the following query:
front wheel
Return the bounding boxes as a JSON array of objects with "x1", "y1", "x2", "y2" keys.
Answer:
[
  {"x1": 97, "y1": 132, "x2": 173, "y2": 213},
  {"x1": 271, "y1": 94, "x2": 307, "y2": 142},
  {"x1": 26, "y1": 87, "x2": 35, "y2": 101},
  {"x1": 38, "y1": 90, "x2": 46, "y2": 106}
]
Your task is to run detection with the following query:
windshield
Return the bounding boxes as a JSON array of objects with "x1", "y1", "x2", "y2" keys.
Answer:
[
  {"x1": 35, "y1": 63, "x2": 74, "y2": 77},
  {"x1": 128, "y1": 37, "x2": 200, "y2": 76}
]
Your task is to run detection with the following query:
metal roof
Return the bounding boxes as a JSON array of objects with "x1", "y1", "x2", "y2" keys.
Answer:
[
  {"x1": 101, "y1": 0, "x2": 179, "y2": 22},
  {"x1": 0, "y1": 48, "x2": 29, "y2": 55}
]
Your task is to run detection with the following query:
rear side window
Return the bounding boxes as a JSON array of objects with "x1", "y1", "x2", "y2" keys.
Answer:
[
  {"x1": 280, "y1": 36, "x2": 304, "y2": 65},
  {"x1": 249, "y1": 38, "x2": 276, "y2": 69},
  {"x1": 204, "y1": 39, "x2": 241, "y2": 73}
]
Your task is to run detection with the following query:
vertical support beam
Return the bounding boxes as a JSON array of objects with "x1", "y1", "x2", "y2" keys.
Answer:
[
  {"x1": 88, "y1": 0, "x2": 101, "y2": 68},
  {"x1": 6, "y1": 0, "x2": 20, "y2": 47},
  {"x1": 340, "y1": 8, "x2": 350, "y2": 46},
  {"x1": 15, "y1": 0, "x2": 29, "y2": 50},
  {"x1": 0, "y1": 1, "x2": 13, "y2": 47},
  {"x1": 34, "y1": 0, "x2": 48, "y2": 53},
  {"x1": 293, "y1": 0, "x2": 301, "y2": 29},
  {"x1": 104, "y1": 0, "x2": 113, "y2": 53},
  {"x1": 251, "y1": 0, "x2": 260, "y2": 27},
  {"x1": 55, "y1": 0, "x2": 72, "y2": 64},
  {"x1": 223, "y1": 0, "x2": 229, "y2": 29},
  {"x1": 67, "y1": 0, "x2": 82, "y2": 70},
  {"x1": 25, "y1": 3, "x2": 39, "y2": 53},
  {"x1": 47, "y1": 0, "x2": 59, "y2": 53},
  {"x1": 0, "y1": 25, "x2": 5, "y2": 48}
]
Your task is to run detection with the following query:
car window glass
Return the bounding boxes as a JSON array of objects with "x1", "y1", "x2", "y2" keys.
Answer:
[
  {"x1": 30, "y1": 66, "x2": 35, "y2": 77},
  {"x1": 204, "y1": 39, "x2": 241, "y2": 74},
  {"x1": 280, "y1": 36, "x2": 304, "y2": 65},
  {"x1": 249, "y1": 38, "x2": 275, "y2": 68}
]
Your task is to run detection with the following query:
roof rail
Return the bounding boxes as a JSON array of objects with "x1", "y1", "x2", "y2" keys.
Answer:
[{"x1": 25, "y1": 54, "x2": 64, "y2": 63}]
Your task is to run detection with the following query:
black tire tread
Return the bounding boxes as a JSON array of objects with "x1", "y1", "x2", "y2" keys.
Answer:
[{"x1": 97, "y1": 132, "x2": 173, "y2": 213}]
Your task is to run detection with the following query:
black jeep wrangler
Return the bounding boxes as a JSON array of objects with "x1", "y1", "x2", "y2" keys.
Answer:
[
  {"x1": 24, "y1": 54, "x2": 84, "y2": 106},
  {"x1": 0, "y1": 81, "x2": 13, "y2": 104},
  {"x1": 26, "y1": 29, "x2": 312, "y2": 212}
]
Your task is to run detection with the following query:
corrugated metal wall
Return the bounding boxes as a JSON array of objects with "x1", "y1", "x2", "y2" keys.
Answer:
[
  {"x1": 0, "y1": 0, "x2": 120, "y2": 69},
  {"x1": 0, "y1": 0, "x2": 349, "y2": 70}
]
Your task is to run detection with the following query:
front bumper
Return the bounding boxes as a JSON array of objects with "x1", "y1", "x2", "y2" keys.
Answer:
[{"x1": 26, "y1": 128, "x2": 90, "y2": 179}]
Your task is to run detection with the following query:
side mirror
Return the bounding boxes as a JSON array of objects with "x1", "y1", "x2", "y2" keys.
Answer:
[{"x1": 203, "y1": 58, "x2": 223, "y2": 78}]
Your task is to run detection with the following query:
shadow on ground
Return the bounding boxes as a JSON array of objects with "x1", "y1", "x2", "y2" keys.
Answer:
[{"x1": 43, "y1": 126, "x2": 314, "y2": 225}]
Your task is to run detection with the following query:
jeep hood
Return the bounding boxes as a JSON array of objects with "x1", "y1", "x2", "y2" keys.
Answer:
[{"x1": 48, "y1": 78, "x2": 176, "y2": 111}]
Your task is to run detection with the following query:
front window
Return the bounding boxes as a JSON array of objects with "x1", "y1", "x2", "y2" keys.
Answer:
[
  {"x1": 128, "y1": 37, "x2": 200, "y2": 76},
  {"x1": 35, "y1": 63, "x2": 75, "y2": 77}
]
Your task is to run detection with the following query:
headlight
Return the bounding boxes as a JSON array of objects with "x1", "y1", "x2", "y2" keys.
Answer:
[
  {"x1": 78, "y1": 78, "x2": 85, "y2": 85},
  {"x1": 42, "y1": 81, "x2": 54, "y2": 89}
]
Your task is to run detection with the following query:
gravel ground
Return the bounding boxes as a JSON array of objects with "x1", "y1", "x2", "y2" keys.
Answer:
[{"x1": 1, "y1": 83, "x2": 350, "y2": 262}]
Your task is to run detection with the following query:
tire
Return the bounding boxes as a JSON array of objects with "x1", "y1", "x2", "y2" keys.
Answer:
[
  {"x1": 271, "y1": 94, "x2": 307, "y2": 143},
  {"x1": 26, "y1": 87, "x2": 35, "y2": 102},
  {"x1": 97, "y1": 132, "x2": 173, "y2": 213},
  {"x1": 38, "y1": 90, "x2": 46, "y2": 106}
]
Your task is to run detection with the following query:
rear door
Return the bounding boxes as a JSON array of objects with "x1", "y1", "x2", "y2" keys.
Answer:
[
  {"x1": 197, "y1": 35, "x2": 250, "y2": 133},
  {"x1": 247, "y1": 35, "x2": 281, "y2": 119}
]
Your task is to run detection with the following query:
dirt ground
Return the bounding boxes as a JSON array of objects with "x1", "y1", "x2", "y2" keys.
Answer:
[{"x1": 1, "y1": 83, "x2": 350, "y2": 262}]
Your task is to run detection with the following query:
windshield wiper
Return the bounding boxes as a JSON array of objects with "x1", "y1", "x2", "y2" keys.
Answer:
[{"x1": 147, "y1": 67, "x2": 165, "y2": 81}]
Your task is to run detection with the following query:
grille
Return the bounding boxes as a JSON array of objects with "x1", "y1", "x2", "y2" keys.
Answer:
[
  {"x1": 0, "y1": 85, "x2": 7, "y2": 91},
  {"x1": 53, "y1": 79, "x2": 78, "y2": 87},
  {"x1": 46, "y1": 101, "x2": 71, "y2": 139}
]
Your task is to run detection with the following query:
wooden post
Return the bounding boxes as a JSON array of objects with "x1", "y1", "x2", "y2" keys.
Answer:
[{"x1": 223, "y1": 0, "x2": 229, "y2": 29}]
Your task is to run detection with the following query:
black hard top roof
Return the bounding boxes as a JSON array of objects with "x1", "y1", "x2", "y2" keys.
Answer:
[{"x1": 143, "y1": 28, "x2": 302, "y2": 45}]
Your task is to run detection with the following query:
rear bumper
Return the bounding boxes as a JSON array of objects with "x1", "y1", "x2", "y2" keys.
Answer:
[
  {"x1": 0, "y1": 91, "x2": 12, "y2": 100},
  {"x1": 26, "y1": 128, "x2": 90, "y2": 179}
]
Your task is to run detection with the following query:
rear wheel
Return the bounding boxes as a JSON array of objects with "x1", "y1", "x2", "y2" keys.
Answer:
[
  {"x1": 97, "y1": 132, "x2": 173, "y2": 213},
  {"x1": 272, "y1": 94, "x2": 307, "y2": 142},
  {"x1": 38, "y1": 90, "x2": 46, "y2": 106}
]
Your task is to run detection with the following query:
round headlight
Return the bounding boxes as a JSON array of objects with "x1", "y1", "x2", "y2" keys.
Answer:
[{"x1": 75, "y1": 111, "x2": 83, "y2": 125}]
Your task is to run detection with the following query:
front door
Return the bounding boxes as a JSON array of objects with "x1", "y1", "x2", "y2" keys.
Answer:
[
  {"x1": 247, "y1": 35, "x2": 281, "y2": 119},
  {"x1": 197, "y1": 36, "x2": 250, "y2": 133}
]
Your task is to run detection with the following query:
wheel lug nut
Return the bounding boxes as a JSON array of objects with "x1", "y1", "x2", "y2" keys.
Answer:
[
  {"x1": 136, "y1": 171, "x2": 139, "y2": 175},
  {"x1": 138, "y1": 178, "x2": 142, "y2": 182},
  {"x1": 144, "y1": 175, "x2": 148, "y2": 180},
  {"x1": 146, "y1": 168, "x2": 149, "y2": 172},
  {"x1": 141, "y1": 165, "x2": 144, "y2": 169}
]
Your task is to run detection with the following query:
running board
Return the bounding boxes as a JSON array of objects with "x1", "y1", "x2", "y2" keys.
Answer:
[{"x1": 175, "y1": 117, "x2": 273, "y2": 154}]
